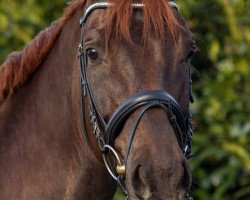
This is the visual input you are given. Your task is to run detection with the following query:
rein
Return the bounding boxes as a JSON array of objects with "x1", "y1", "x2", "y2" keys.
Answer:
[{"x1": 78, "y1": 1, "x2": 194, "y2": 199}]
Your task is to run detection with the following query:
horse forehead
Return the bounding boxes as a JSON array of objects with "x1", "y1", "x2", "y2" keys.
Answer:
[
  {"x1": 146, "y1": 38, "x2": 165, "y2": 63},
  {"x1": 86, "y1": 9, "x2": 106, "y2": 29},
  {"x1": 84, "y1": 8, "x2": 180, "y2": 63}
]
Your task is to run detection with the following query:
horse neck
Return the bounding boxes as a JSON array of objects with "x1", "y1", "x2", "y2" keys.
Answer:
[{"x1": 0, "y1": 8, "x2": 116, "y2": 199}]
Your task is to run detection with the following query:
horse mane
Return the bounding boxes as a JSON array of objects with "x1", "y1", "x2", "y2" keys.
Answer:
[
  {"x1": 0, "y1": 0, "x2": 179, "y2": 105},
  {"x1": 0, "y1": 0, "x2": 86, "y2": 105}
]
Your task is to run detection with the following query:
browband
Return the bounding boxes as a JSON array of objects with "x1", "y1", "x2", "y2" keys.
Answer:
[{"x1": 80, "y1": 1, "x2": 178, "y2": 27}]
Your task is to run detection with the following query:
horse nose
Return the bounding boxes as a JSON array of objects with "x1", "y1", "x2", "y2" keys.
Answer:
[{"x1": 128, "y1": 157, "x2": 191, "y2": 199}]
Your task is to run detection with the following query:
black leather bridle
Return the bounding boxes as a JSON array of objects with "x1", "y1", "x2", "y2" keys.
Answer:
[{"x1": 78, "y1": 1, "x2": 194, "y2": 199}]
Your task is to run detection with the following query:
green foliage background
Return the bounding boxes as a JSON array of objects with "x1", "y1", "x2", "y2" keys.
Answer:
[{"x1": 0, "y1": 0, "x2": 249, "y2": 199}]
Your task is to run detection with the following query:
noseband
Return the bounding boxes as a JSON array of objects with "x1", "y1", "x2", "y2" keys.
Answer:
[{"x1": 78, "y1": 1, "x2": 194, "y2": 199}]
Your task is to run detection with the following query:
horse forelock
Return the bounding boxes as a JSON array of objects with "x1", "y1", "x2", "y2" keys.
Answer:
[
  {"x1": 0, "y1": 0, "x2": 87, "y2": 105},
  {"x1": 104, "y1": 0, "x2": 180, "y2": 45}
]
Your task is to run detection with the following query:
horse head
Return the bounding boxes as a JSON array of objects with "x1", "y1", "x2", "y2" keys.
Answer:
[{"x1": 79, "y1": 0, "x2": 195, "y2": 199}]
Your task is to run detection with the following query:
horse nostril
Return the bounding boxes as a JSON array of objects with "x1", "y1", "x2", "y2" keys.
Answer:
[
  {"x1": 128, "y1": 159, "x2": 191, "y2": 199},
  {"x1": 131, "y1": 164, "x2": 142, "y2": 190},
  {"x1": 130, "y1": 164, "x2": 151, "y2": 199}
]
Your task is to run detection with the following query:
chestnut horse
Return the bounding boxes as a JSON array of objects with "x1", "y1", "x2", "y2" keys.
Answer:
[{"x1": 0, "y1": 0, "x2": 195, "y2": 199}]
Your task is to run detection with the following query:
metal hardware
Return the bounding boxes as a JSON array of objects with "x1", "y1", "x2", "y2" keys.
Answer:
[
  {"x1": 102, "y1": 145, "x2": 123, "y2": 181},
  {"x1": 116, "y1": 165, "x2": 126, "y2": 175}
]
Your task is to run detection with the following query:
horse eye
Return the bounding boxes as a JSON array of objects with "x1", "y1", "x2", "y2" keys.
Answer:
[
  {"x1": 86, "y1": 48, "x2": 100, "y2": 62},
  {"x1": 187, "y1": 48, "x2": 196, "y2": 61}
]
